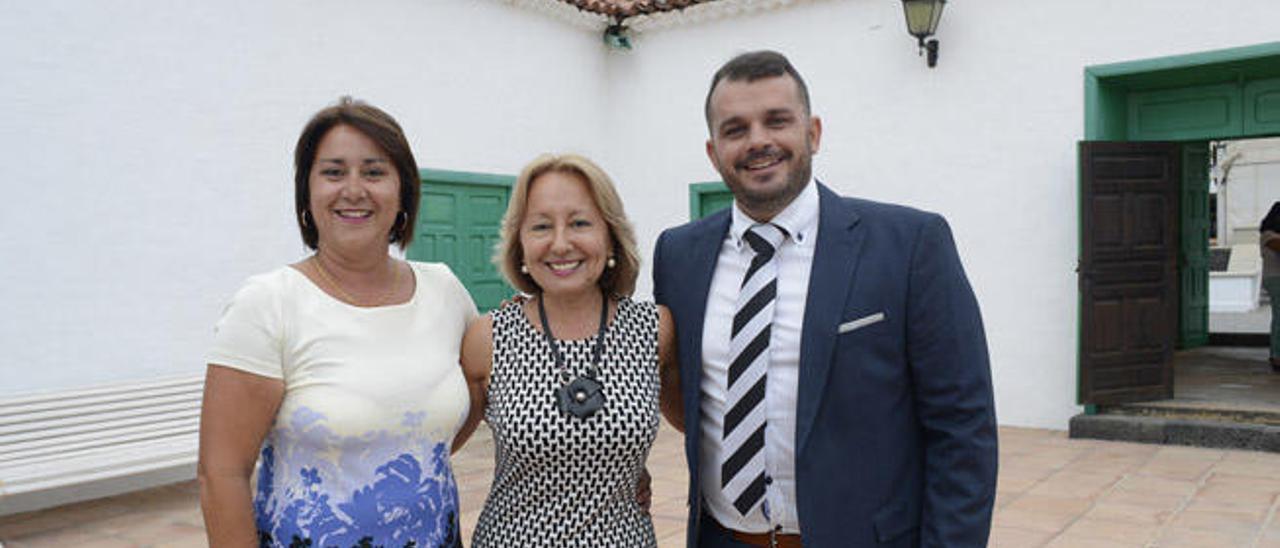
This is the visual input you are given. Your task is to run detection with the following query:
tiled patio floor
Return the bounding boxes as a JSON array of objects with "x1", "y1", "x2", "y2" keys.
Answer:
[{"x1": 3, "y1": 425, "x2": 1280, "y2": 547}]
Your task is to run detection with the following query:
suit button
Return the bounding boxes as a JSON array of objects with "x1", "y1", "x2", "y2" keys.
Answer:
[{"x1": 764, "y1": 475, "x2": 773, "y2": 485}]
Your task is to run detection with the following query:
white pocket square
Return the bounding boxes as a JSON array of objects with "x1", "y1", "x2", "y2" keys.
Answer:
[{"x1": 838, "y1": 312, "x2": 885, "y2": 334}]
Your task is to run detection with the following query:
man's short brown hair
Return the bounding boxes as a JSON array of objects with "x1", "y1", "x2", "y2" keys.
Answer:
[{"x1": 704, "y1": 50, "x2": 812, "y2": 129}]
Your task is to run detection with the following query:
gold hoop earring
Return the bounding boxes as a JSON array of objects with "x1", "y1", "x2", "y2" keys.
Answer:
[
  {"x1": 389, "y1": 211, "x2": 409, "y2": 242},
  {"x1": 300, "y1": 210, "x2": 313, "y2": 229}
]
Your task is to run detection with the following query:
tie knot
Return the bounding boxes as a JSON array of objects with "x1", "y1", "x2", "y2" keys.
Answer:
[{"x1": 744, "y1": 223, "x2": 787, "y2": 257}]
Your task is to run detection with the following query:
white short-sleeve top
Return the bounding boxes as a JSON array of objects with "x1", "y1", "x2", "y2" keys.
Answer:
[{"x1": 207, "y1": 261, "x2": 477, "y2": 547}]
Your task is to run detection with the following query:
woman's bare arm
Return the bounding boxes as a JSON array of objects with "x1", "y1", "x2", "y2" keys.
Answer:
[
  {"x1": 198, "y1": 365, "x2": 283, "y2": 547},
  {"x1": 656, "y1": 305, "x2": 683, "y2": 432},
  {"x1": 454, "y1": 315, "x2": 494, "y2": 453}
]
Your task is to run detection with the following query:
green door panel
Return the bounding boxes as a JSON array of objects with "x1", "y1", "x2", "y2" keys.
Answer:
[
  {"x1": 1244, "y1": 77, "x2": 1280, "y2": 135},
  {"x1": 1178, "y1": 143, "x2": 1210, "y2": 349},
  {"x1": 408, "y1": 170, "x2": 515, "y2": 312},
  {"x1": 690, "y1": 181, "x2": 733, "y2": 220},
  {"x1": 1127, "y1": 84, "x2": 1241, "y2": 141}
]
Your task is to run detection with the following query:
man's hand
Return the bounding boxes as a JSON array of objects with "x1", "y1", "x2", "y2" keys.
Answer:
[
  {"x1": 498, "y1": 293, "x2": 530, "y2": 309},
  {"x1": 636, "y1": 467, "x2": 652, "y2": 514}
]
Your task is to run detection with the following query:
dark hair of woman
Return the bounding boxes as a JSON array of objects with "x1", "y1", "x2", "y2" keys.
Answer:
[{"x1": 294, "y1": 96, "x2": 420, "y2": 250}]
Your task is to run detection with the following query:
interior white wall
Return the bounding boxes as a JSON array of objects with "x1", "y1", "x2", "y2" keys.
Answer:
[
  {"x1": 1224, "y1": 138, "x2": 1280, "y2": 245},
  {"x1": 0, "y1": 0, "x2": 607, "y2": 396},
  {"x1": 604, "y1": 0, "x2": 1280, "y2": 429}
]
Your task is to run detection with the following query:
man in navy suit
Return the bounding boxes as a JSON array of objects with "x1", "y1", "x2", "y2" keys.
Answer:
[{"x1": 653, "y1": 50, "x2": 997, "y2": 547}]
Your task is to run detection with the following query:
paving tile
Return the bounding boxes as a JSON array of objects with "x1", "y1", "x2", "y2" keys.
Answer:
[
  {"x1": 1026, "y1": 471, "x2": 1122, "y2": 500},
  {"x1": 1015, "y1": 445, "x2": 1092, "y2": 463},
  {"x1": 1044, "y1": 530, "x2": 1141, "y2": 548},
  {"x1": 1261, "y1": 523, "x2": 1280, "y2": 546},
  {"x1": 151, "y1": 531, "x2": 210, "y2": 548},
  {"x1": 1083, "y1": 501, "x2": 1179, "y2": 526},
  {"x1": 1109, "y1": 474, "x2": 1198, "y2": 499},
  {"x1": 998, "y1": 458, "x2": 1066, "y2": 491},
  {"x1": 1153, "y1": 444, "x2": 1227, "y2": 461},
  {"x1": 997, "y1": 470, "x2": 1049, "y2": 493},
  {"x1": 10, "y1": 426, "x2": 1279, "y2": 547},
  {"x1": 1095, "y1": 486, "x2": 1189, "y2": 512},
  {"x1": 987, "y1": 525, "x2": 1054, "y2": 547},
  {"x1": 1155, "y1": 525, "x2": 1257, "y2": 547},
  {"x1": 1053, "y1": 515, "x2": 1157, "y2": 545},
  {"x1": 162, "y1": 505, "x2": 206, "y2": 529},
  {"x1": 115, "y1": 521, "x2": 206, "y2": 544},
  {"x1": 1214, "y1": 448, "x2": 1280, "y2": 479},
  {"x1": 1058, "y1": 446, "x2": 1154, "y2": 476},
  {"x1": 995, "y1": 490, "x2": 1023, "y2": 510},
  {"x1": 3, "y1": 528, "x2": 136, "y2": 548},
  {"x1": 1198, "y1": 472, "x2": 1280, "y2": 508},
  {"x1": 651, "y1": 514, "x2": 685, "y2": 547},
  {"x1": 0, "y1": 496, "x2": 134, "y2": 538},
  {"x1": 993, "y1": 493, "x2": 1092, "y2": 533},
  {"x1": 1168, "y1": 501, "x2": 1267, "y2": 535},
  {"x1": 1135, "y1": 451, "x2": 1220, "y2": 481}
]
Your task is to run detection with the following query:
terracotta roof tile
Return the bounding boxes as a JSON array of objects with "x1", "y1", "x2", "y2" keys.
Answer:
[{"x1": 558, "y1": 0, "x2": 720, "y2": 18}]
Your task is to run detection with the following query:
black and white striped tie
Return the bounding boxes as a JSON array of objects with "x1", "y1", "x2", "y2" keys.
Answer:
[{"x1": 722, "y1": 222, "x2": 787, "y2": 516}]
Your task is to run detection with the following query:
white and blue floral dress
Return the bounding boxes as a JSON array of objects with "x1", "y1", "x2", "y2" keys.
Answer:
[{"x1": 208, "y1": 262, "x2": 477, "y2": 548}]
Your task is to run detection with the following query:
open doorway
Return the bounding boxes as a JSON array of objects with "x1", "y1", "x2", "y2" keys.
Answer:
[
  {"x1": 1163, "y1": 137, "x2": 1280, "y2": 419},
  {"x1": 1075, "y1": 43, "x2": 1280, "y2": 448},
  {"x1": 1207, "y1": 137, "x2": 1280, "y2": 340}
]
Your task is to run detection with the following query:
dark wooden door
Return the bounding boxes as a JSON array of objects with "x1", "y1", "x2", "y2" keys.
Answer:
[{"x1": 1079, "y1": 141, "x2": 1180, "y2": 404}]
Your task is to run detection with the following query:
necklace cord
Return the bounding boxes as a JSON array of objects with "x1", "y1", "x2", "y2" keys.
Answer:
[{"x1": 537, "y1": 290, "x2": 609, "y2": 383}]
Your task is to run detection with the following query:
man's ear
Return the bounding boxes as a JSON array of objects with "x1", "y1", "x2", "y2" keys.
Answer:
[
  {"x1": 809, "y1": 115, "x2": 823, "y2": 154},
  {"x1": 705, "y1": 138, "x2": 719, "y2": 170}
]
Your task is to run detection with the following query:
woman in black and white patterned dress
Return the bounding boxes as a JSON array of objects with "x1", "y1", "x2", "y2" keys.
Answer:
[{"x1": 455, "y1": 154, "x2": 681, "y2": 547}]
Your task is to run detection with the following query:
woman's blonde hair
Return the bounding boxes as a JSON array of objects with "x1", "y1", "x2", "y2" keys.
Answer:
[{"x1": 495, "y1": 154, "x2": 640, "y2": 297}]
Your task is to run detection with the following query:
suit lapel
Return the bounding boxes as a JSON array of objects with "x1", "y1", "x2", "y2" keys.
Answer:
[{"x1": 796, "y1": 183, "x2": 864, "y2": 455}]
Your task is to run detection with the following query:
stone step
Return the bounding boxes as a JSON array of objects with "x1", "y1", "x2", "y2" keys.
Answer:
[
  {"x1": 1105, "y1": 402, "x2": 1280, "y2": 426},
  {"x1": 1069, "y1": 412, "x2": 1280, "y2": 453}
]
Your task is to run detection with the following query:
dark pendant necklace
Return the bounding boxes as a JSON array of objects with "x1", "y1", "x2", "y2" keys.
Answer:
[{"x1": 538, "y1": 290, "x2": 608, "y2": 419}]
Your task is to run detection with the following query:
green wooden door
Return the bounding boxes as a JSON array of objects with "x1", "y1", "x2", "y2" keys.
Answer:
[
  {"x1": 408, "y1": 170, "x2": 514, "y2": 312},
  {"x1": 1178, "y1": 143, "x2": 1211, "y2": 349}
]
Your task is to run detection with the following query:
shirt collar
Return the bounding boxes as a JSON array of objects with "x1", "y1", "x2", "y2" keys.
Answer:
[{"x1": 729, "y1": 177, "x2": 819, "y2": 250}]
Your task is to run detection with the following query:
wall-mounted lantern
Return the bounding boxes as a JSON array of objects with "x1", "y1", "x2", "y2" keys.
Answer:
[{"x1": 902, "y1": 0, "x2": 946, "y2": 68}]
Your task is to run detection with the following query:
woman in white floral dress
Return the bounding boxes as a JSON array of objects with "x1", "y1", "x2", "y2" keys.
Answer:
[{"x1": 199, "y1": 98, "x2": 477, "y2": 547}]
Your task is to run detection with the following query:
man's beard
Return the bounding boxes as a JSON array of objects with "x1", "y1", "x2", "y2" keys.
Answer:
[{"x1": 722, "y1": 147, "x2": 813, "y2": 217}]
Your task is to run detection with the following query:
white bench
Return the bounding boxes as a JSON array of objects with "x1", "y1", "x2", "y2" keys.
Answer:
[{"x1": 0, "y1": 376, "x2": 202, "y2": 516}]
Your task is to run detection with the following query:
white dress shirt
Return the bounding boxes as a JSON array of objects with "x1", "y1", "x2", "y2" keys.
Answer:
[{"x1": 700, "y1": 179, "x2": 818, "y2": 534}]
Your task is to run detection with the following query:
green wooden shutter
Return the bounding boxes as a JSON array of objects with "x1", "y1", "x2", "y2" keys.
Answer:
[
  {"x1": 689, "y1": 181, "x2": 733, "y2": 220},
  {"x1": 408, "y1": 170, "x2": 514, "y2": 312}
]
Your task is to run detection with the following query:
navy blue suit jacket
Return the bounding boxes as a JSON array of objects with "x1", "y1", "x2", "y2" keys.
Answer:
[{"x1": 652, "y1": 183, "x2": 997, "y2": 547}]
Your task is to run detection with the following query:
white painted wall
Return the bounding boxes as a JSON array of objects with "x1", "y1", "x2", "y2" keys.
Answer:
[
  {"x1": 0, "y1": 0, "x2": 607, "y2": 396},
  {"x1": 604, "y1": 0, "x2": 1280, "y2": 429},
  {"x1": 6, "y1": 0, "x2": 1280, "y2": 431},
  {"x1": 1223, "y1": 137, "x2": 1280, "y2": 245}
]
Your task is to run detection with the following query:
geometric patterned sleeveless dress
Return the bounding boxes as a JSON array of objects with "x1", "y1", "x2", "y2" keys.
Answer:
[{"x1": 471, "y1": 297, "x2": 660, "y2": 547}]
